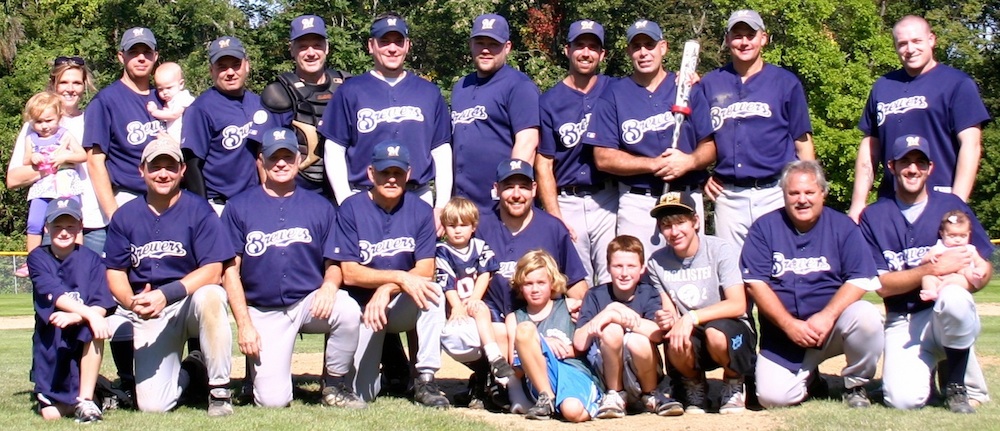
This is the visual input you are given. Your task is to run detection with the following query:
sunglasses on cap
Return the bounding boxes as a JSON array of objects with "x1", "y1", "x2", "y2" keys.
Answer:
[{"x1": 55, "y1": 56, "x2": 86, "y2": 66}]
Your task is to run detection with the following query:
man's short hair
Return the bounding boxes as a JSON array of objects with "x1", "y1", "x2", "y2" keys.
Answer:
[
  {"x1": 607, "y1": 235, "x2": 644, "y2": 265},
  {"x1": 779, "y1": 160, "x2": 828, "y2": 195},
  {"x1": 440, "y1": 196, "x2": 480, "y2": 227}
]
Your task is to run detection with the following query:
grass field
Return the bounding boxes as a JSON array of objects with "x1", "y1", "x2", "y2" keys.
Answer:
[{"x1": 2, "y1": 281, "x2": 1000, "y2": 430}]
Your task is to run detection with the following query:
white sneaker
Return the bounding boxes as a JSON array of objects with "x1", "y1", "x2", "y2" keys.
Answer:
[
  {"x1": 596, "y1": 390, "x2": 626, "y2": 419},
  {"x1": 683, "y1": 377, "x2": 707, "y2": 414},
  {"x1": 720, "y1": 378, "x2": 746, "y2": 414}
]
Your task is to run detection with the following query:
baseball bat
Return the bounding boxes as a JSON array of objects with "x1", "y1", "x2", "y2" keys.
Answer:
[{"x1": 670, "y1": 40, "x2": 701, "y2": 150}]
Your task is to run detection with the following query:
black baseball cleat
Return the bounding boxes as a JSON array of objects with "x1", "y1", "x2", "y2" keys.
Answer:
[
  {"x1": 945, "y1": 383, "x2": 976, "y2": 414},
  {"x1": 413, "y1": 374, "x2": 450, "y2": 408}
]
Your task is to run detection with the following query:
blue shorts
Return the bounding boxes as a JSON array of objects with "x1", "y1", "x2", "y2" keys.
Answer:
[{"x1": 519, "y1": 338, "x2": 601, "y2": 417}]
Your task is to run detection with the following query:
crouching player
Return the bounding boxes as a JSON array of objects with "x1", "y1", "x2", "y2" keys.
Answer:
[
  {"x1": 507, "y1": 250, "x2": 603, "y2": 422},
  {"x1": 646, "y1": 192, "x2": 757, "y2": 414},
  {"x1": 29, "y1": 198, "x2": 115, "y2": 422},
  {"x1": 574, "y1": 235, "x2": 681, "y2": 418}
]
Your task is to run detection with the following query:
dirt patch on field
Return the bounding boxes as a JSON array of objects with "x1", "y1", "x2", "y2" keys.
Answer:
[{"x1": 0, "y1": 316, "x2": 32, "y2": 329}]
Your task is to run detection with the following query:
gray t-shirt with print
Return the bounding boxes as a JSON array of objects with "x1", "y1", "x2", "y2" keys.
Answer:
[{"x1": 646, "y1": 234, "x2": 750, "y2": 327}]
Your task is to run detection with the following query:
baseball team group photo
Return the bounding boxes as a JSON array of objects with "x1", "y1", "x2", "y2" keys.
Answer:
[{"x1": 0, "y1": 1, "x2": 998, "y2": 430}]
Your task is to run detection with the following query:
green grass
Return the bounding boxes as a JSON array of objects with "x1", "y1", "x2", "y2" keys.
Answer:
[
  {"x1": 863, "y1": 278, "x2": 1000, "y2": 306},
  {"x1": 0, "y1": 328, "x2": 501, "y2": 430},
  {"x1": 0, "y1": 293, "x2": 32, "y2": 317}
]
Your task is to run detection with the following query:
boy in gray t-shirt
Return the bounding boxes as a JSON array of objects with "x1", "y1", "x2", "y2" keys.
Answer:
[{"x1": 645, "y1": 192, "x2": 757, "y2": 415}]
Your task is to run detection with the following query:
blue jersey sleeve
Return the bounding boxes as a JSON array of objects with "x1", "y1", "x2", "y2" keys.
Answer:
[
  {"x1": 103, "y1": 214, "x2": 132, "y2": 271},
  {"x1": 508, "y1": 80, "x2": 541, "y2": 134},
  {"x1": 575, "y1": 287, "x2": 603, "y2": 329},
  {"x1": 318, "y1": 87, "x2": 352, "y2": 146},
  {"x1": 839, "y1": 224, "x2": 878, "y2": 280},
  {"x1": 180, "y1": 103, "x2": 212, "y2": 159},
  {"x1": 786, "y1": 79, "x2": 813, "y2": 140},
  {"x1": 740, "y1": 217, "x2": 774, "y2": 282},
  {"x1": 221, "y1": 203, "x2": 247, "y2": 255},
  {"x1": 82, "y1": 95, "x2": 111, "y2": 151},
  {"x1": 332, "y1": 200, "x2": 361, "y2": 263},
  {"x1": 28, "y1": 249, "x2": 66, "y2": 322},
  {"x1": 192, "y1": 205, "x2": 236, "y2": 265}
]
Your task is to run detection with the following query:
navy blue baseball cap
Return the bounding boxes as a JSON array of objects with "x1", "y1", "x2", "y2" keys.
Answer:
[
  {"x1": 891, "y1": 134, "x2": 932, "y2": 161},
  {"x1": 261, "y1": 127, "x2": 299, "y2": 158},
  {"x1": 650, "y1": 191, "x2": 697, "y2": 218},
  {"x1": 372, "y1": 140, "x2": 410, "y2": 171},
  {"x1": 290, "y1": 15, "x2": 327, "y2": 40},
  {"x1": 45, "y1": 197, "x2": 83, "y2": 224},
  {"x1": 496, "y1": 158, "x2": 534, "y2": 182},
  {"x1": 568, "y1": 19, "x2": 605, "y2": 45},
  {"x1": 371, "y1": 15, "x2": 408, "y2": 38},
  {"x1": 208, "y1": 36, "x2": 246, "y2": 64},
  {"x1": 626, "y1": 19, "x2": 663, "y2": 43},
  {"x1": 120, "y1": 27, "x2": 157, "y2": 51},
  {"x1": 471, "y1": 14, "x2": 510, "y2": 43}
]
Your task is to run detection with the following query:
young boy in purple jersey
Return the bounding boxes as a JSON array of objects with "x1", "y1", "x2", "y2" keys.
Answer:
[
  {"x1": 451, "y1": 14, "x2": 540, "y2": 210},
  {"x1": 537, "y1": 19, "x2": 617, "y2": 286},
  {"x1": 699, "y1": 9, "x2": 814, "y2": 249},
  {"x1": 29, "y1": 198, "x2": 114, "y2": 422},
  {"x1": 574, "y1": 235, "x2": 678, "y2": 419},
  {"x1": 84, "y1": 27, "x2": 164, "y2": 218},
  {"x1": 321, "y1": 13, "x2": 452, "y2": 219},
  {"x1": 860, "y1": 134, "x2": 993, "y2": 413},
  {"x1": 849, "y1": 15, "x2": 991, "y2": 221},
  {"x1": 182, "y1": 36, "x2": 267, "y2": 215},
  {"x1": 435, "y1": 197, "x2": 515, "y2": 393},
  {"x1": 584, "y1": 19, "x2": 715, "y2": 256}
]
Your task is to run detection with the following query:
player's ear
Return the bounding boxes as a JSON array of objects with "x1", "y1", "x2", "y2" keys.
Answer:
[
  {"x1": 367, "y1": 165, "x2": 376, "y2": 183},
  {"x1": 117, "y1": 51, "x2": 125, "y2": 65},
  {"x1": 761, "y1": 32, "x2": 769, "y2": 47},
  {"x1": 367, "y1": 38, "x2": 377, "y2": 55},
  {"x1": 887, "y1": 160, "x2": 897, "y2": 175}
]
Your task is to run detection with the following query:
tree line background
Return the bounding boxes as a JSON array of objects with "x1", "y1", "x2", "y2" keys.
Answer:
[{"x1": 0, "y1": 0, "x2": 998, "y2": 249}]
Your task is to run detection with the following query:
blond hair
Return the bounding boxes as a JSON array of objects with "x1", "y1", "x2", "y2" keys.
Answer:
[
  {"x1": 511, "y1": 250, "x2": 567, "y2": 299},
  {"x1": 440, "y1": 196, "x2": 480, "y2": 227},
  {"x1": 22, "y1": 91, "x2": 64, "y2": 123}
]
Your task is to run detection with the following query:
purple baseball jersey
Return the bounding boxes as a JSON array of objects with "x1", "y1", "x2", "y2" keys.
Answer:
[
  {"x1": 104, "y1": 191, "x2": 235, "y2": 294},
  {"x1": 538, "y1": 75, "x2": 613, "y2": 187},
  {"x1": 858, "y1": 65, "x2": 991, "y2": 197},
  {"x1": 475, "y1": 208, "x2": 587, "y2": 320},
  {"x1": 181, "y1": 87, "x2": 267, "y2": 200},
  {"x1": 583, "y1": 73, "x2": 713, "y2": 189},
  {"x1": 29, "y1": 245, "x2": 115, "y2": 405},
  {"x1": 859, "y1": 191, "x2": 993, "y2": 314},
  {"x1": 435, "y1": 238, "x2": 499, "y2": 300},
  {"x1": 318, "y1": 72, "x2": 450, "y2": 187},
  {"x1": 451, "y1": 65, "x2": 541, "y2": 208},
  {"x1": 82, "y1": 80, "x2": 164, "y2": 194},
  {"x1": 222, "y1": 187, "x2": 338, "y2": 308},
  {"x1": 331, "y1": 192, "x2": 436, "y2": 305},
  {"x1": 699, "y1": 63, "x2": 812, "y2": 180},
  {"x1": 740, "y1": 206, "x2": 877, "y2": 370}
]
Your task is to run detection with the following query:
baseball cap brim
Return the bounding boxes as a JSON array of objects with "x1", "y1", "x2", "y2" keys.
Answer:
[{"x1": 373, "y1": 160, "x2": 409, "y2": 171}]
